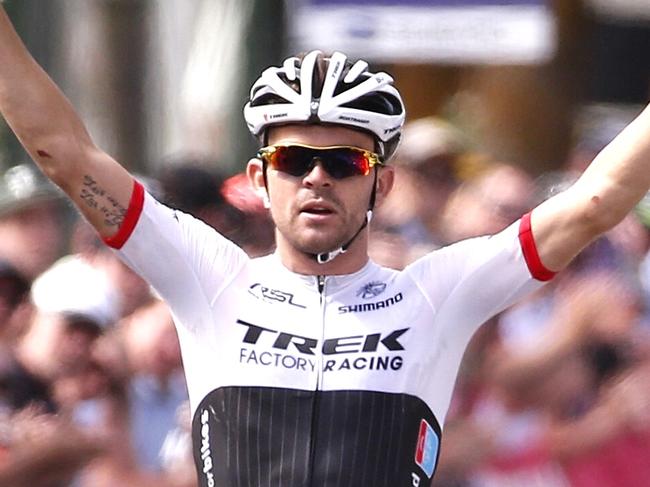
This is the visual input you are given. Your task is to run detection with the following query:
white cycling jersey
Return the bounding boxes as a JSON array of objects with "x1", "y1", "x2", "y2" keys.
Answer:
[{"x1": 106, "y1": 181, "x2": 554, "y2": 487}]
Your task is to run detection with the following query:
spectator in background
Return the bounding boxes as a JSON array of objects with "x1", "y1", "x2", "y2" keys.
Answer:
[
  {"x1": 158, "y1": 160, "x2": 239, "y2": 238},
  {"x1": 0, "y1": 259, "x2": 30, "y2": 344},
  {"x1": 221, "y1": 172, "x2": 275, "y2": 256},
  {"x1": 158, "y1": 160, "x2": 276, "y2": 256},
  {"x1": 121, "y1": 300, "x2": 187, "y2": 473},
  {"x1": 0, "y1": 164, "x2": 66, "y2": 279},
  {"x1": 434, "y1": 270, "x2": 650, "y2": 487},
  {"x1": 76, "y1": 300, "x2": 194, "y2": 487},
  {"x1": 378, "y1": 151, "x2": 538, "y2": 267},
  {"x1": 376, "y1": 116, "x2": 465, "y2": 247},
  {"x1": 8, "y1": 254, "x2": 120, "y2": 413},
  {"x1": 0, "y1": 409, "x2": 105, "y2": 487},
  {"x1": 487, "y1": 272, "x2": 650, "y2": 487},
  {"x1": 565, "y1": 104, "x2": 644, "y2": 177},
  {"x1": 440, "y1": 162, "x2": 538, "y2": 244},
  {"x1": 0, "y1": 255, "x2": 119, "y2": 486}
]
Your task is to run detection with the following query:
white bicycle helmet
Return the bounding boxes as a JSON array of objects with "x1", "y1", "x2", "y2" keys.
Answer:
[{"x1": 244, "y1": 50, "x2": 405, "y2": 160}]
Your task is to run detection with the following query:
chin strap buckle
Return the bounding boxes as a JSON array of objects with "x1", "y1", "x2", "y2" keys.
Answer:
[
  {"x1": 316, "y1": 248, "x2": 345, "y2": 264},
  {"x1": 314, "y1": 210, "x2": 373, "y2": 265}
]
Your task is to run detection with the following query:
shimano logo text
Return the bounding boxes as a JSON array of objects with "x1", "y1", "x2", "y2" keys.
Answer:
[{"x1": 339, "y1": 292, "x2": 403, "y2": 314}]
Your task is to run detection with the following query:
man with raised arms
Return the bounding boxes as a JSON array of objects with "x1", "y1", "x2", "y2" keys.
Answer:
[{"x1": 1, "y1": 6, "x2": 650, "y2": 486}]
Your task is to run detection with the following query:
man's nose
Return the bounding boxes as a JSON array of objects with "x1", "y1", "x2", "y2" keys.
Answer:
[{"x1": 302, "y1": 159, "x2": 332, "y2": 187}]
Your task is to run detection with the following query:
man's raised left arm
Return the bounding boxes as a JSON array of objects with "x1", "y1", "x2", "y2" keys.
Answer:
[{"x1": 530, "y1": 103, "x2": 650, "y2": 272}]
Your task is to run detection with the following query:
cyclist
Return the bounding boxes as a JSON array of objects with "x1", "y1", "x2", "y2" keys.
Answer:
[{"x1": 1, "y1": 7, "x2": 650, "y2": 486}]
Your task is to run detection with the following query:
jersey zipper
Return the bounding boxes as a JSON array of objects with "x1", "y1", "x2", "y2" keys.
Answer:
[
  {"x1": 307, "y1": 274, "x2": 327, "y2": 486},
  {"x1": 315, "y1": 274, "x2": 326, "y2": 389}
]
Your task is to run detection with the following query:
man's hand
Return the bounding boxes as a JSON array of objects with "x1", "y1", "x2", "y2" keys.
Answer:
[{"x1": 0, "y1": 410, "x2": 106, "y2": 487}]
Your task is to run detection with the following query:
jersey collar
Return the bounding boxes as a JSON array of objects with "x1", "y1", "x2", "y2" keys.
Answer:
[{"x1": 262, "y1": 253, "x2": 380, "y2": 292}]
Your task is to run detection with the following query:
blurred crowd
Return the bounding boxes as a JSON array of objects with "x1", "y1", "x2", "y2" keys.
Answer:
[{"x1": 2, "y1": 104, "x2": 650, "y2": 487}]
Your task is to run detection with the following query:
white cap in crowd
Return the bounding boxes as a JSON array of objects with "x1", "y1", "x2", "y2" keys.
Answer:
[{"x1": 31, "y1": 255, "x2": 121, "y2": 329}]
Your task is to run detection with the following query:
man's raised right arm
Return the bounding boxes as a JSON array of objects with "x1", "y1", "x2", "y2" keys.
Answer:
[{"x1": 0, "y1": 6, "x2": 134, "y2": 240}]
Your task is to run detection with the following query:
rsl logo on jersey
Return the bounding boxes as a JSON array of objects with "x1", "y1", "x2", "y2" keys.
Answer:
[{"x1": 414, "y1": 419, "x2": 438, "y2": 479}]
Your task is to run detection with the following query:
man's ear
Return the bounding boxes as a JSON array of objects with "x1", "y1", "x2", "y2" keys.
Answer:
[
  {"x1": 374, "y1": 165, "x2": 395, "y2": 209},
  {"x1": 246, "y1": 158, "x2": 270, "y2": 207}
]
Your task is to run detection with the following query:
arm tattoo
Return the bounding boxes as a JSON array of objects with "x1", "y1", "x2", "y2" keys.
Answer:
[{"x1": 79, "y1": 175, "x2": 127, "y2": 228}]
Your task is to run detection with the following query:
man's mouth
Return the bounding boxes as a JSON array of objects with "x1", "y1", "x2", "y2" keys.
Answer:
[
  {"x1": 301, "y1": 201, "x2": 336, "y2": 215},
  {"x1": 302, "y1": 207, "x2": 333, "y2": 215}
]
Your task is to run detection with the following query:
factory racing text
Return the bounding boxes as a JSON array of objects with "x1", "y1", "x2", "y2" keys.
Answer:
[{"x1": 236, "y1": 319, "x2": 408, "y2": 372}]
